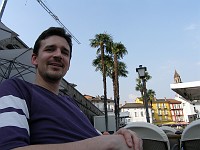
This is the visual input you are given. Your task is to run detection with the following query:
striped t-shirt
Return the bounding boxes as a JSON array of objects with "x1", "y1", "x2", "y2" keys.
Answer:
[{"x1": 0, "y1": 78, "x2": 99, "y2": 150}]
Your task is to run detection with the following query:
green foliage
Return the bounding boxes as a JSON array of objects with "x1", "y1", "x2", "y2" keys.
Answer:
[{"x1": 135, "y1": 71, "x2": 156, "y2": 103}]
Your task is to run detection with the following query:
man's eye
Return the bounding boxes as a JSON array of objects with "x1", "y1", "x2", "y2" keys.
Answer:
[
  {"x1": 45, "y1": 48, "x2": 54, "y2": 51},
  {"x1": 62, "y1": 50, "x2": 69, "y2": 55}
]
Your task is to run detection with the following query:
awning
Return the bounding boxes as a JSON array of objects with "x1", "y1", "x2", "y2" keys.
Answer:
[{"x1": 170, "y1": 81, "x2": 200, "y2": 101}]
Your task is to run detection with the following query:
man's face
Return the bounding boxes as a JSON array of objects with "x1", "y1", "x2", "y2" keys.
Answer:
[{"x1": 32, "y1": 35, "x2": 70, "y2": 82}]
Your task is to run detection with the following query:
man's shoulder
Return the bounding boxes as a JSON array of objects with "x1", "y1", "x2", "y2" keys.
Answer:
[
  {"x1": 2, "y1": 78, "x2": 32, "y2": 86},
  {"x1": 0, "y1": 78, "x2": 34, "y2": 96}
]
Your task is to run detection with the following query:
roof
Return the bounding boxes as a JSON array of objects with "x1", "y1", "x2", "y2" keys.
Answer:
[
  {"x1": 85, "y1": 95, "x2": 114, "y2": 103},
  {"x1": 155, "y1": 99, "x2": 169, "y2": 103},
  {"x1": 83, "y1": 94, "x2": 95, "y2": 100},
  {"x1": 154, "y1": 99, "x2": 181, "y2": 104},
  {"x1": 174, "y1": 70, "x2": 180, "y2": 78},
  {"x1": 121, "y1": 103, "x2": 150, "y2": 108},
  {"x1": 166, "y1": 99, "x2": 181, "y2": 104},
  {"x1": 170, "y1": 81, "x2": 200, "y2": 101}
]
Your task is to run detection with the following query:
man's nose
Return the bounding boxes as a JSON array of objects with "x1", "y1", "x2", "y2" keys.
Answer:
[{"x1": 53, "y1": 49, "x2": 62, "y2": 59}]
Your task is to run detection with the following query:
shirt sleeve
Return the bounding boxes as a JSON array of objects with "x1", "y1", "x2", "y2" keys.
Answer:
[{"x1": 0, "y1": 78, "x2": 30, "y2": 150}]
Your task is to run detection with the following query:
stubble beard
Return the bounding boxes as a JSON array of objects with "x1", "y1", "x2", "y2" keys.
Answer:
[{"x1": 45, "y1": 71, "x2": 63, "y2": 83}]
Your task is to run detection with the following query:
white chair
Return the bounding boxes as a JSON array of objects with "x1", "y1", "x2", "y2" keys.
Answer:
[
  {"x1": 160, "y1": 126, "x2": 177, "y2": 134},
  {"x1": 124, "y1": 122, "x2": 170, "y2": 150},
  {"x1": 160, "y1": 126, "x2": 180, "y2": 150},
  {"x1": 181, "y1": 119, "x2": 200, "y2": 150}
]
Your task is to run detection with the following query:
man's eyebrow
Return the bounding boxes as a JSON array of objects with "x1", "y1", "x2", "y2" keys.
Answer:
[{"x1": 45, "y1": 45, "x2": 55, "y2": 48}]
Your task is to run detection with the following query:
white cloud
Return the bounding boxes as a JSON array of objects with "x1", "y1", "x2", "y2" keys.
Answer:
[
  {"x1": 197, "y1": 61, "x2": 200, "y2": 66},
  {"x1": 184, "y1": 24, "x2": 200, "y2": 31}
]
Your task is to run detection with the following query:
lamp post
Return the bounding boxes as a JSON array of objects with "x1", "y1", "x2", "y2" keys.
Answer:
[{"x1": 136, "y1": 65, "x2": 150, "y2": 123}]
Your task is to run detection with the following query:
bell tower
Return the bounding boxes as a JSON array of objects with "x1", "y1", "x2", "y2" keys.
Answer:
[{"x1": 174, "y1": 70, "x2": 182, "y2": 83}]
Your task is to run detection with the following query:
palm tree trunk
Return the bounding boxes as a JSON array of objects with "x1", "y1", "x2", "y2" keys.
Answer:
[
  {"x1": 101, "y1": 43, "x2": 108, "y2": 131},
  {"x1": 114, "y1": 54, "x2": 119, "y2": 130},
  {"x1": 112, "y1": 74, "x2": 118, "y2": 131}
]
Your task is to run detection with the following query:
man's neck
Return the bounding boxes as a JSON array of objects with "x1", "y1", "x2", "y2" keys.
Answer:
[{"x1": 35, "y1": 75, "x2": 60, "y2": 95}]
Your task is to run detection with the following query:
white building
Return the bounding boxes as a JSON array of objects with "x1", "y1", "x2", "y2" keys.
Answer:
[
  {"x1": 170, "y1": 70, "x2": 200, "y2": 122},
  {"x1": 120, "y1": 103, "x2": 152, "y2": 124},
  {"x1": 84, "y1": 95, "x2": 115, "y2": 115}
]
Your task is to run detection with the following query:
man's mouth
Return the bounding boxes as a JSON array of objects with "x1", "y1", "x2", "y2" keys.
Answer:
[{"x1": 49, "y1": 62, "x2": 63, "y2": 68}]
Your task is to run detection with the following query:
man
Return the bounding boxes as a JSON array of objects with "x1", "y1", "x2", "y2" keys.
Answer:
[{"x1": 0, "y1": 27, "x2": 142, "y2": 150}]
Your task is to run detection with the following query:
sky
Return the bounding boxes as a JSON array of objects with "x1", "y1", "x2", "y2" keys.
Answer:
[{"x1": 1, "y1": 0, "x2": 200, "y2": 104}]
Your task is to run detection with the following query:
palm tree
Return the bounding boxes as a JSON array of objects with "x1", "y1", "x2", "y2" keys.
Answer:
[
  {"x1": 108, "y1": 42, "x2": 128, "y2": 129},
  {"x1": 135, "y1": 71, "x2": 152, "y2": 122},
  {"x1": 90, "y1": 33, "x2": 112, "y2": 131},
  {"x1": 92, "y1": 54, "x2": 128, "y2": 130},
  {"x1": 135, "y1": 71, "x2": 152, "y2": 99},
  {"x1": 147, "y1": 89, "x2": 156, "y2": 107}
]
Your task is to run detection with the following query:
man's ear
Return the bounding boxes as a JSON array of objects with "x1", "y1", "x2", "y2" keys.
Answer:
[{"x1": 31, "y1": 53, "x2": 38, "y2": 67}]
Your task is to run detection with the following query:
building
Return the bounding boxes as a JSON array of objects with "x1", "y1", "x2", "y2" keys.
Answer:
[
  {"x1": 120, "y1": 102, "x2": 152, "y2": 123},
  {"x1": 170, "y1": 70, "x2": 200, "y2": 122},
  {"x1": 84, "y1": 95, "x2": 115, "y2": 114},
  {"x1": 136, "y1": 96, "x2": 185, "y2": 125},
  {"x1": 151, "y1": 99, "x2": 172, "y2": 125},
  {"x1": 167, "y1": 99, "x2": 184, "y2": 123}
]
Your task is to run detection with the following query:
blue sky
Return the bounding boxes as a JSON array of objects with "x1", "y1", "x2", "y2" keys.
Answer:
[{"x1": 2, "y1": 0, "x2": 200, "y2": 104}]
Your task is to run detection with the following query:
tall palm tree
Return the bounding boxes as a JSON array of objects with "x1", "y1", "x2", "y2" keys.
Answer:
[
  {"x1": 92, "y1": 54, "x2": 128, "y2": 130},
  {"x1": 90, "y1": 33, "x2": 112, "y2": 131},
  {"x1": 109, "y1": 42, "x2": 128, "y2": 129}
]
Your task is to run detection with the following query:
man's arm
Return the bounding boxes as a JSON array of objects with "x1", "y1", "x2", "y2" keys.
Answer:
[{"x1": 13, "y1": 135, "x2": 134, "y2": 150}]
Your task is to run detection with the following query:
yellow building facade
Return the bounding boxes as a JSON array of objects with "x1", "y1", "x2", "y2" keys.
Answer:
[{"x1": 135, "y1": 97, "x2": 176, "y2": 125}]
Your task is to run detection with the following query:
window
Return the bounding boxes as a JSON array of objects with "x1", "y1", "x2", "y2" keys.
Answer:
[
  {"x1": 107, "y1": 104, "x2": 111, "y2": 110},
  {"x1": 163, "y1": 103, "x2": 165, "y2": 108},
  {"x1": 158, "y1": 110, "x2": 162, "y2": 115},
  {"x1": 6, "y1": 44, "x2": 20, "y2": 49},
  {"x1": 134, "y1": 112, "x2": 138, "y2": 117},
  {"x1": 157, "y1": 103, "x2": 159, "y2": 108},
  {"x1": 141, "y1": 111, "x2": 144, "y2": 117},
  {"x1": 164, "y1": 110, "x2": 168, "y2": 115}
]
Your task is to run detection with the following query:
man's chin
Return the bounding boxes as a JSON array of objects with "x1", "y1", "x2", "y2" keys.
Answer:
[{"x1": 46, "y1": 73, "x2": 63, "y2": 82}]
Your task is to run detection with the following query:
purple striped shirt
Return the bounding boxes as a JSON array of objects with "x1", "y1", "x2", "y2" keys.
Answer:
[{"x1": 0, "y1": 78, "x2": 99, "y2": 150}]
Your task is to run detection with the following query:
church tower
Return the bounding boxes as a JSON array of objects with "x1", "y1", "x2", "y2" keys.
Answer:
[{"x1": 174, "y1": 70, "x2": 182, "y2": 83}]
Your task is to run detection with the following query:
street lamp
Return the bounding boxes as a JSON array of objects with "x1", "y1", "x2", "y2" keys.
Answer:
[{"x1": 136, "y1": 65, "x2": 150, "y2": 123}]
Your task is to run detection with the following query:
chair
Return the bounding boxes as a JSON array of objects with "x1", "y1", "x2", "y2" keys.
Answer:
[
  {"x1": 160, "y1": 126, "x2": 180, "y2": 149},
  {"x1": 160, "y1": 126, "x2": 177, "y2": 134},
  {"x1": 181, "y1": 119, "x2": 200, "y2": 150},
  {"x1": 124, "y1": 122, "x2": 170, "y2": 150}
]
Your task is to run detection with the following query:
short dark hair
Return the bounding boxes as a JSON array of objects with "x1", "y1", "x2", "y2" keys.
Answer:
[{"x1": 33, "y1": 27, "x2": 72, "y2": 59}]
